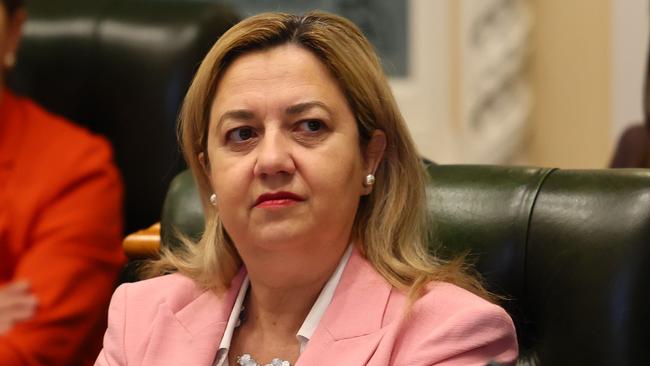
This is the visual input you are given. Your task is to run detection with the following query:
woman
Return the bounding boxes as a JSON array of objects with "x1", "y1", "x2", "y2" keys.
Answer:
[
  {"x1": 96, "y1": 11, "x2": 517, "y2": 366},
  {"x1": 0, "y1": 0, "x2": 125, "y2": 364}
]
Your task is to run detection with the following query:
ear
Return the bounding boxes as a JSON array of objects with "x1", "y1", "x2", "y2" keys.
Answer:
[
  {"x1": 198, "y1": 152, "x2": 208, "y2": 172},
  {"x1": 198, "y1": 151, "x2": 213, "y2": 184},
  {"x1": 362, "y1": 130, "x2": 386, "y2": 195},
  {"x1": 3, "y1": 9, "x2": 26, "y2": 68}
]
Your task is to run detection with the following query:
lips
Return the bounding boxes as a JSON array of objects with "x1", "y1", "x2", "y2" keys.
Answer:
[{"x1": 254, "y1": 191, "x2": 305, "y2": 208}]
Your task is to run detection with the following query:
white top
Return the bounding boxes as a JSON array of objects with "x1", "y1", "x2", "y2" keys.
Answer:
[{"x1": 213, "y1": 244, "x2": 353, "y2": 366}]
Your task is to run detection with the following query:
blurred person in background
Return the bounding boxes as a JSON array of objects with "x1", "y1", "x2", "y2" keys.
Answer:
[{"x1": 0, "y1": 0, "x2": 125, "y2": 364}]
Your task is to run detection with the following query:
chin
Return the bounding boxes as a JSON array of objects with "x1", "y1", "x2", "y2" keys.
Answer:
[{"x1": 251, "y1": 229, "x2": 311, "y2": 251}]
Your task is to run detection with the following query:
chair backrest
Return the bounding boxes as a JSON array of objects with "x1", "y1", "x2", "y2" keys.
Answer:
[
  {"x1": 160, "y1": 164, "x2": 650, "y2": 365},
  {"x1": 7, "y1": 0, "x2": 239, "y2": 233},
  {"x1": 427, "y1": 165, "x2": 650, "y2": 364}
]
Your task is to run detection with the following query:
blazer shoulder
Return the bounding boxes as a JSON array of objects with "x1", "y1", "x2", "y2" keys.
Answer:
[
  {"x1": 118, "y1": 273, "x2": 206, "y2": 313},
  {"x1": 388, "y1": 282, "x2": 518, "y2": 364},
  {"x1": 7, "y1": 95, "x2": 119, "y2": 195},
  {"x1": 419, "y1": 281, "x2": 505, "y2": 313},
  {"x1": 19, "y1": 96, "x2": 110, "y2": 151},
  {"x1": 412, "y1": 281, "x2": 515, "y2": 336},
  {"x1": 386, "y1": 281, "x2": 510, "y2": 323}
]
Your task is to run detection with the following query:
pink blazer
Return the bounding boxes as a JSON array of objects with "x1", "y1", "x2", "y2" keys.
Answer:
[{"x1": 96, "y1": 249, "x2": 517, "y2": 365}]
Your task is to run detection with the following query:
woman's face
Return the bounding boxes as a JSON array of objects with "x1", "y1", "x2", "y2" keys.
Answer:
[{"x1": 205, "y1": 44, "x2": 381, "y2": 261}]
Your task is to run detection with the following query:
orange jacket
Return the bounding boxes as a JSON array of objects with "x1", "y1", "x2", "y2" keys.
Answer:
[{"x1": 0, "y1": 89, "x2": 125, "y2": 365}]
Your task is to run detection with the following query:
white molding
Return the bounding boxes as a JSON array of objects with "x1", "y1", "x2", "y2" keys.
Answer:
[{"x1": 458, "y1": 0, "x2": 533, "y2": 163}]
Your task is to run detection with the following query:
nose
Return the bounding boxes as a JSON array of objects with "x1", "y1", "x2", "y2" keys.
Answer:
[{"x1": 253, "y1": 128, "x2": 296, "y2": 179}]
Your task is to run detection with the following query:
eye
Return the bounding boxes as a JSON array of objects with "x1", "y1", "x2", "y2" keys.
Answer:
[
  {"x1": 298, "y1": 120, "x2": 324, "y2": 133},
  {"x1": 227, "y1": 127, "x2": 256, "y2": 142}
]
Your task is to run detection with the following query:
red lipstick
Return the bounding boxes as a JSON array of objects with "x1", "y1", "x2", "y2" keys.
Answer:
[{"x1": 254, "y1": 191, "x2": 305, "y2": 208}]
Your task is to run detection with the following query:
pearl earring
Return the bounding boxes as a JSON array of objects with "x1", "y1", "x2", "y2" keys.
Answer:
[
  {"x1": 209, "y1": 193, "x2": 217, "y2": 206},
  {"x1": 364, "y1": 174, "x2": 375, "y2": 187}
]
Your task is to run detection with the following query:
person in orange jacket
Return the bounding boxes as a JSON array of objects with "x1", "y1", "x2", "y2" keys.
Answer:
[{"x1": 0, "y1": 0, "x2": 126, "y2": 364}]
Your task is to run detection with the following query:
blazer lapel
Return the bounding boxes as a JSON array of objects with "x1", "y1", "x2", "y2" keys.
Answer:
[
  {"x1": 297, "y1": 248, "x2": 393, "y2": 366},
  {"x1": 139, "y1": 270, "x2": 247, "y2": 366}
]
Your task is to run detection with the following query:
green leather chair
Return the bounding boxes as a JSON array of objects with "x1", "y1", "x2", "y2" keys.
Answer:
[{"x1": 160, "y1": 164, "x2": 650, "y2": 365}]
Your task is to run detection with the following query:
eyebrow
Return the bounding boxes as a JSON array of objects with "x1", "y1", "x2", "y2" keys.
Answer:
[
  {"x1": 285, "y1": 101, "x2": 333, "y2": 116},
  {"x1": 216, "y1": 109, "x2": 255, "y2": 129},
  {"x1": 216, "y1": 101, "x2": 333, "y2": 129}
]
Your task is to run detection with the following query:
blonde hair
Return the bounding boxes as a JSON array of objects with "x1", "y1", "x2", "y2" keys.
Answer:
[{"x1": 144, "y1": 11, "x2": 490, "y2": 301}]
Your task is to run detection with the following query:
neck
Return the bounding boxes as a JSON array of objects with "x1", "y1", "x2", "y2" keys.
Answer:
[
  {"x1": 242, "y1": 242, "x2": 349, "y2": 338},
  {"x1": 243, "y1": 278, "x2": 324, "y2": 338}
]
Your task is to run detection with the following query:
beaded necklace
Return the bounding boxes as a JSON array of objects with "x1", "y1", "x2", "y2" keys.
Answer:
[{"x1": 235, "y1": 353, "x2": 290, "y2": 366}]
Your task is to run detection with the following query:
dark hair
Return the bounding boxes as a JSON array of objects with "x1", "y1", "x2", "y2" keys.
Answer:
[{"x1": 2, "y1": 0, "x2": 25, "y2": 16}]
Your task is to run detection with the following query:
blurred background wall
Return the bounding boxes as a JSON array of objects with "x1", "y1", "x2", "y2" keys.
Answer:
[{"x1": 527, "y1": 0, "x2": 612, "y2": 169}]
